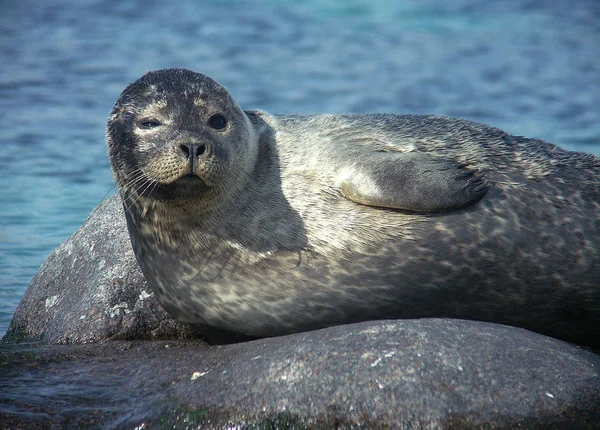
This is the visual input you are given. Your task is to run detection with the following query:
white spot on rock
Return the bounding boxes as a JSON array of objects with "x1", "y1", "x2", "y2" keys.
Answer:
[
  {"x1": 371, "y1": 357, "x2": 383, "y2": 368},
  {"x1": 109, "y1": 302, "x2": 128, "y2": 318},
  {"x1": 45, "y1": 296, "x2": 58, "y2": 310},
  {"x1": 139, "y1": 290, "x2": 153, "y2": 301},
  {"x1": 545, "y1": 392, "x2": 555, "y2": 399},
  {"x1": 191, "y1": 371, "x2": 209, "y2": 380}
]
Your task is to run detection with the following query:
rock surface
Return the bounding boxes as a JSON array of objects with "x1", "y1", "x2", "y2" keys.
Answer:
[
  {"x1": 3, "y1": 194, "x2": 203, "y2": 344},
  {"x1": 1, "y1": 319, "x2": 600, "y2": 428}
]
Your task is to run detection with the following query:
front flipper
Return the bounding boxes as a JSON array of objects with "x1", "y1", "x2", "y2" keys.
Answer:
[{"x1": 337, "y1": 152, "x2": 489, "y2": 212}]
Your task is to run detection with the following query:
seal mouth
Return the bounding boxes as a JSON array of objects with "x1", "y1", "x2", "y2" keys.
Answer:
[
  {"x1": 176, "y1": 174, "x2": 207, "y2": 185},
  {"x1": 142, "y1": 174, "x2": 210, "y2": 201}
]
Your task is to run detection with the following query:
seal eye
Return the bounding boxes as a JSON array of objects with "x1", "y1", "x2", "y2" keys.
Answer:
[
  {"x1": 139, "y1": 119, "x2": 162, "y2": 129},
  {"x1": 208, "y1": 114, "x2": 227, "y2": 130}
]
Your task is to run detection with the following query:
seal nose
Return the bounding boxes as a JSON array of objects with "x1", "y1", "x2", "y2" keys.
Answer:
[
  {"x1": 180, "y1": 143, "x2": 209, "y2": 175},
  {"x1": 180, "y1": 143, "x2": 207, "y2": 161}
]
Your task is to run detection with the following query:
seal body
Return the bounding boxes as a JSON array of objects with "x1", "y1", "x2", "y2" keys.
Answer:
[{"x1": 108, "y1": 69, "x2": 600, "y2": 346}]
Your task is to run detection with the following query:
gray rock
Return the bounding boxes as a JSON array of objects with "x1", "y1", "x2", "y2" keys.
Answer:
[
  {"x1": 1, "y1": 319, "x2": 599, "y2": 428},
  {"x1": 2, "y1": 194, "x2": 202, "y2": 344}
]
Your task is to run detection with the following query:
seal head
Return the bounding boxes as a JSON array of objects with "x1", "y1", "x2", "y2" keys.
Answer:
[{"x1": 108, "y1": 68, "x2": 258, "y2": 209}]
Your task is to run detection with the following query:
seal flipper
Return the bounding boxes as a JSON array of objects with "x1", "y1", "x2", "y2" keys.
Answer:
[{"x1": 337, "y1": 152, "x2": 489, "y2": 212}]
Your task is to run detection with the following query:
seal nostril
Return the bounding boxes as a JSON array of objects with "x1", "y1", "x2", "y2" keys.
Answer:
[
  {"x1": 180, "y1": 144, "x2": 190, "y2": 157},
  {"x1": 181, "y1": 144, "x2": 206, "y2": 159}
]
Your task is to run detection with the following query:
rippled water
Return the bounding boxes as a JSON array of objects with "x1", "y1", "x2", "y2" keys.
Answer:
[{"x1": 1, "y1": 0, "x2": 599, "y2": 336}]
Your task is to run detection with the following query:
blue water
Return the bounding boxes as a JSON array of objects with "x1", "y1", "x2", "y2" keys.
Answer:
[{"x1": 1, "y1": 0, "x2": 599, "y2": 337}]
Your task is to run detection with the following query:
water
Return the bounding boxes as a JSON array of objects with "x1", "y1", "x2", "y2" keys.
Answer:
[{"x1": 1, "y1": 0, "x2": 599, "y2": 337}]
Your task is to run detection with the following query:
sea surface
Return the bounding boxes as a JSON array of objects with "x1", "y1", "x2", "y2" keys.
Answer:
[{"x1": 1, "y1": 0, "x2": 599, "y2": 337}]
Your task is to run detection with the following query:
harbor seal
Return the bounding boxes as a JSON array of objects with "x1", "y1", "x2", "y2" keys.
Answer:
[{"x1": 108, "y1": 68, "x2": 600, "y2": 346}]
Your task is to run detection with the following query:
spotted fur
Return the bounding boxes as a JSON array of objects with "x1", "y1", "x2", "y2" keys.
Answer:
[{"x1": 107, "y1": 69, "x2": 600, "y2": 346}]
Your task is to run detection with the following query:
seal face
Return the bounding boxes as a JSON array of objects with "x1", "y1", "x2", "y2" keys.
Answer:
[
  {"x1": 108, "y1": 68, "x2": 600, "y2": 346},
  {"x1": 108, "y1": 69, "x2": 258, "y2": 207}
]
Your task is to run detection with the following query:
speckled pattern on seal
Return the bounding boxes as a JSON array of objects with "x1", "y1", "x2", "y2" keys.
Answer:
[{"x1": 107, "y1": 68, "x2": 600, "y2": 347}]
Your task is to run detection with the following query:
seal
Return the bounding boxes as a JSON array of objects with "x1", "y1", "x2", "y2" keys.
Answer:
[{"x1": 108, "y1": 68, "x2": 600, "y2": 347}]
